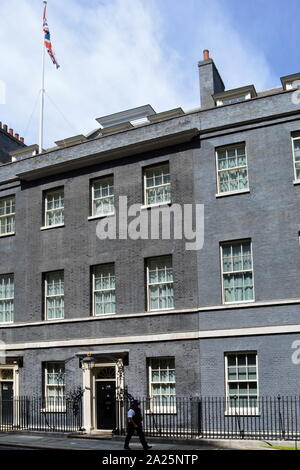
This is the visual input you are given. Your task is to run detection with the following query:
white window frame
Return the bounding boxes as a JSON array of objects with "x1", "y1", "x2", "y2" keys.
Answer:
[
  {"x1": 0, "y1": 196, "x2": 15, "y2": 236},
  {"x1": 0, "y1": 274, "x2": 14, "y2": 324},
  {"x1": 292, "y1": 136, "x2": 300, "y2": 181},
  {"x1": 148, "y1": 357, "x2": 176, "y2": 414},
  {"x1": 91, "y1": 176, "x2": 115, "y2": 218},
  {"x1": 92, "y1": 264, "x2": 116, "y2": 315},
  {"x1": 44, "y1": 188, "x2": 64, "y2": 228},
  {"x1": 44, "y1": 362, "x2": 65, "y2": 412},
  {"x1": 143, "y1": 164, "x2": 171, "y2": 207},
  {"x1": 225, "y1": 353, "x2": 259, "y2": 415},
  {"x1": 220, "y1": 240, "x2": 255, "y2": 305},
  {"x1": 44, "y1": 271, "x2": 64, "y2": 320},
  {"x1": 215, "y1": 144, "x2": 249, "y2": 195},
  {"x1": 146, "y1": 256, "x2": 174, "y2": 312}
]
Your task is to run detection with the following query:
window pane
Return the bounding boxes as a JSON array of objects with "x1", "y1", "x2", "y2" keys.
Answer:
[{"x1": 228, "y1": 366, "x2": 237, "y2": 380}]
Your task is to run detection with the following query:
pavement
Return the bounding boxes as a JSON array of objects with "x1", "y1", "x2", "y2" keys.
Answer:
[{"x1": 0, "y1": 432, "x2": 283, "y2": 451}]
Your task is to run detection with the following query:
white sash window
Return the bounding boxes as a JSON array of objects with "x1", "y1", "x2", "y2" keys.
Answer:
[
  {"x1": 93, "y1": 264, "x2": 116, "y2": 315},
  {"x1": 45, "y1": 271, "x2": 64, "y2": 320},
  {"x1": 45, "y1": 188, "x2": 64, "y2": 227},
  {"x1": 0, "y1": 275, "x2": 14, "y2": 324},
  {"x1": 0, "y1": 196, "x2": 15, "y2": 235},
  {"x1": 144, "y1": 164, "x2": 171, "y2": 206}
]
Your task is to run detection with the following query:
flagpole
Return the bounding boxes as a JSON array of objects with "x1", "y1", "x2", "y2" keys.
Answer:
[{"x1": 39, "y1": 1, "x2": 47, "y2": 154}]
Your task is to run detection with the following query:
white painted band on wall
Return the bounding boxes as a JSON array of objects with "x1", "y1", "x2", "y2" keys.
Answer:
[{"x1": 4, "y1": 323, "x2": 300, "y2": 351}]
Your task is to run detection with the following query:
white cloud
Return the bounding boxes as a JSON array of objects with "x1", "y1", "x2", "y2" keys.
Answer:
[
  {"x1": 0, "y1": 0, "x2": 275, "y2": 149},
  {"x1": 193, "y1": 0, "x2": 275, "y2": 91},
  {"x1": 0, "y1": 0, "x2": 185, "y2": 147}
]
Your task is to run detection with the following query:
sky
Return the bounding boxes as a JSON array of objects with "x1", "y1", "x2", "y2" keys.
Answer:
[{"x1": 0, "y1": 0, "x2": 299, "y2": 148}]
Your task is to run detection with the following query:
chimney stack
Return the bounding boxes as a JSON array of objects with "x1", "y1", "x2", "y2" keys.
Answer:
[
  {"x1": 9, "y1": 128, "x2": 13, "y2": 136},
  {"x1": 20, "y1": 137, "x2": 24, "y2": 143},
  {"x1": 198, "y1": 49, "x2": 225, "y2": 108}
]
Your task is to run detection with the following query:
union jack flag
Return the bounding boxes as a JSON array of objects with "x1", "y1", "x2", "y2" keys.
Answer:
[{"x1": 43, "y1": 3, "x2": 60, "y2": 69}]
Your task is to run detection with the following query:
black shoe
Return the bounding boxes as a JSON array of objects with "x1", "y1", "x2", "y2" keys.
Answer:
[
  {"x1": 144, "y1": 445, "x2": 152, "y2": 450},
  {"x1": 124, "y1": 446, "x2": 131, "y2": 450}
]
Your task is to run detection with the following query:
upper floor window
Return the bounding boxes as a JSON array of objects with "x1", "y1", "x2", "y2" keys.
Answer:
[
  {"x1": 44, "y1": 362, "x2": 65, "y2": 410},
  {"x1": 92, "y1": 263, "x2": 116, "y2": 315},
  {"x1": 0, "y1": 196, "x2": 15, "y2": 236},
  {"x1": 221, "y1": 240, "x2": 254, "y2": 304},
  {"x1": 225, "y1": 353, "x2": 258, "y2": 414},
  {"x1": 217, "y1": 95, "x2": 250, "y2": 106},
  {"x1": 146, "y1": 256, "x2": 174, "y2": 311},
  {"x1": 292, "y1": 136, "x2": 300, "y2": 181},
  {"x1": 144, "y1": 164, "x2": 171, "y2": 206},
  {"x1": 45, "y1": 271, "x2": 64, "y2": 320},
  {"x1": 91, "y1": 176, "x2": 114, "y2": 217},
  {"x1": 214, "y1": 86, "x2": 256, "y2": 107},
  {"x1": 216, "y1": 144, "x2": 249, "y2": 194},
  {"x1": 148, "y1": 357, "x2": 176, "y2": 412},
  {"x1": 0, "y1": 274, "x2": 14, "y2": 324},
  {"x1": 44, "y1": 188, "x2": 64, "y2": 227}
]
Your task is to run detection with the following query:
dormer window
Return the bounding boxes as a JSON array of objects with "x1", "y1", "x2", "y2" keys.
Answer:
[
  {"x1": 281, "y1": 73, "x2": 300, "y2": 91},
  {"x1": 214, "y1": 85, "x2": 257, "y2": 107}
]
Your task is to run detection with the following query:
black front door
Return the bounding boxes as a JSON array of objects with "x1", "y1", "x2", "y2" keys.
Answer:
[
  {"x1": 96, "y1": 381, "x2": 116, "y2": 430},
  {"x1": 1, "y1": 382, "x2": 13, "y2": 426}
]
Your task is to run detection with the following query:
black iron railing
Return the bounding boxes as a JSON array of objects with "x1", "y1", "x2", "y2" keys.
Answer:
[
  {"x1": 0, "y1": 396, "x2": 83, "y2": 433},
  {"x1": 115, "y1": 395, "x2": 300, "y2": 441}
]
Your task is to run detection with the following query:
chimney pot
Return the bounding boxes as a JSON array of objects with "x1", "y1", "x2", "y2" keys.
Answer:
[
  {"x1": 9, "y1": 128, "x2": 13, "y2": 135},
  {"x1": 14, "y1": 133, "x2": 19, "y2": 140},
  {"x1": 20, "y1": 137, "x2": 24, "y2": 143},
  {"x1": 203, "y1": 49, "x2": 210, "y2": 60},
  {"x1": 3, "y1": 124, "x2": 7, "y2": 132}
]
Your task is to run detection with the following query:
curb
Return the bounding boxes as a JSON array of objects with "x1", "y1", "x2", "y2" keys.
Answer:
[
  {"x1": 0, "y1": 441, "x2": 97, "y2": 451},
  {"x1": 112, "y1": 435, "x2": 270, "y2": 450},
  {"x1": 113, "y1": 435, "x2": 220, "y2": 448}
]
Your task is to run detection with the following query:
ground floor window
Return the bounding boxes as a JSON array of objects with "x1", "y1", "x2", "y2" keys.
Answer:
[
  {"x1": 44, "y1": 362, "x2": 65, "y2": 410},
  {"x1": 225, "y1": 353, "x2": 258, "y2": 413},
  {"x1": 148, "y1": 357, "x2": 176, "y2": 412}
]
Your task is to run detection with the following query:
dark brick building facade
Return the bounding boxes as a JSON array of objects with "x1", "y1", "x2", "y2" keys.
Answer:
[{"x1": 0, "y1": 51, "x2": 300, "y2": 432}]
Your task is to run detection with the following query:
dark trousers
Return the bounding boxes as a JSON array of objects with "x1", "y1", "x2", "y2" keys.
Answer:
[{"x1": 124, "y1": 423, "x2": 147, "y2": 449}]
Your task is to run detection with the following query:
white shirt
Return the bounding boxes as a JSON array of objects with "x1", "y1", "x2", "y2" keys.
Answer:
[{"x1": 128, "y1": 409, "x2": 136, "y2": 418}]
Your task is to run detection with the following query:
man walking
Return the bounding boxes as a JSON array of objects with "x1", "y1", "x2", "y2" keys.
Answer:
[{"x1": 124, "y1": 400, "x2": 152, "y2": 450}]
